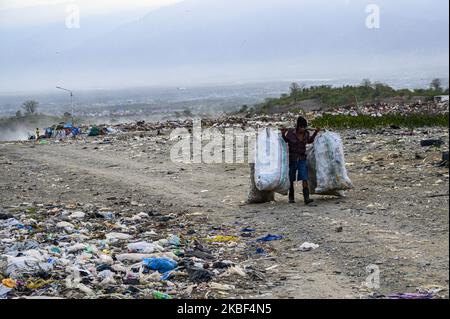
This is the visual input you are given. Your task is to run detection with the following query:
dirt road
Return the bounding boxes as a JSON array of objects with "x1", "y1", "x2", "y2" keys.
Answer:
[{"x1": 0, "y1": 128, "x2": 448, "y2": 298}]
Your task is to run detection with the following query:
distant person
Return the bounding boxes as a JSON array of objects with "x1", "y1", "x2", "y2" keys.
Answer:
[
  {"x1": 281, "y1": 116, "x2": 320, "y2": 205},
  {"x1": 35, "y1": 128, "x2": 40, "y2": 140}
]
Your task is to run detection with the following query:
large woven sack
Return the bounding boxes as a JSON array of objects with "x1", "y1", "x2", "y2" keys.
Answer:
[
  {"x1": 309, "y1": 131, "x2": 353, "y2": 194},
  {"x1": 254, "y1": 128, "x2": 290, "y2": 195},
  {"x1": 247, "y1": 163, "x2": 275, "y2": 204}
]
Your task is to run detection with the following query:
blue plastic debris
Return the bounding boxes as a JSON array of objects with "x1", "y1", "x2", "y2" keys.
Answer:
[
  {"x1": 143, "y1": 257, "x2": 177, "y2": 274},
  {"x1": 16, "y1": 224, "x2": 32, "y2": 231},
  {"x1": 256, "y1": 234, "x2": 283, "y2": 242},
  {"x1": 161, "y1": 271, "x2": 173, "y2": 281},
  {"x1": 241, "y1": 227, "x2": 256, "y2": 232},
  {"x1": 256, "y1": 247, "x2": 265, "y2": 254}
]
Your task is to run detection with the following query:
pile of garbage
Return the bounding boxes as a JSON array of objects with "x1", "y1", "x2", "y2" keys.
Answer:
[
  {"x1": 0, "y1": 203, "x2": 278, "y2": 299},
  {"x1": 112, "y1": 100, "x2": 448, "y2": 135},
  {"x1": 325, "y1": 100, "x2": 449, "y2": 117},
  {"x1": 30, "y1": 122, "x2": 119, "y2": 143}
]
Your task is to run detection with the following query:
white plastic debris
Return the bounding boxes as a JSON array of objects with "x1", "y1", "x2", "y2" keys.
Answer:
[
  {"x1": 0, "y1": 255, "x2": 50, "y2": 278},
  {"x1": 99, "y1": 254, "x2": 114, "y2": 265},
  {"x1": 299, "y1": 242, "x2": 320, "y2": 252},
  {"x1": 210, "y1": 282, "x2": 235, "y2": 291},
  {"x1": 105, "y1": 232, "x2": 133, "y2": 241},
  {"x1": 56, "y1": 221, "x2": 75, "y2": 231},
  {"x1": 226, "y1": 266, "x2": 246, "y2": 277},
  {"x1": 67, "y1": 244, "x2": 87, "y2": 253},
  {"x1": 127, "y1": 242, "x2": 164, "y2": 254},
  {"x1": 69, "y1": 211, "x2": 86, "y2": 219}
]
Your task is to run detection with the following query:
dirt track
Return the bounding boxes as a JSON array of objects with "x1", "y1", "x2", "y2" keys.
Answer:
[{"x1": 0, "y1": 127, "x2": 449, "y2": 299}]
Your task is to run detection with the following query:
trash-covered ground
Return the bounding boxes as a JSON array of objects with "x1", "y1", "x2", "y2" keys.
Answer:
[{"x1": 0, "y1": 113, "x2": 448, "y2": 299}]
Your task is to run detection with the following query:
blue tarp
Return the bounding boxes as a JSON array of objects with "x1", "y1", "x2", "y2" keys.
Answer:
[{"x1": 71, "y1": 128, "x2": 80, "y2": 136}]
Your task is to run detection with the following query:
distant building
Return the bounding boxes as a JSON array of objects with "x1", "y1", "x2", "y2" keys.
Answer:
[{"x1": 434, "y1": 95, "x2": 449, "y2": 103}]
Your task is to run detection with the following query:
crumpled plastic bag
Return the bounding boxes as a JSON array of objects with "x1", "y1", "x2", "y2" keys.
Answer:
[
  {"x1": 5, "y1": 241, "x2": 40, "y2": 256},
  {"x1": 0, "y1": 254, "x2": 53, "y2": 279},
  {"x1": 127, "y1": 242, "x2": 164, "y2": 254},
  {"x1": 142, "y1": 257, "x2": 177, "y2": 273},
  {"x1": 299, "y1": 242, "x2": 319, "y2": 252}
]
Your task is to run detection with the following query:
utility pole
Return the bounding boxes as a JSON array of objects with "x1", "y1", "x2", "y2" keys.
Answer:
[{"x1": 56, "y1": 86, "x2": 74, "y2": 125}]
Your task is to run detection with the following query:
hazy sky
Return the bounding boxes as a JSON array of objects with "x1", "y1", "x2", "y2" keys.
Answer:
[
  {"x1": 0, "y1": 0, "x2": 184, "y2": 26},
  {"x1": 0, "y1": 0, "x2": 448, "y2": 93}
]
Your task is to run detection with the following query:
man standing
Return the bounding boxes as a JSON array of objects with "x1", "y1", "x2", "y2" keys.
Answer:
[{"x1": 281, "y1": 116, "x2": 320, "y2": 205}]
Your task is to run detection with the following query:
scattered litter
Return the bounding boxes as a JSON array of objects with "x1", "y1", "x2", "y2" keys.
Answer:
[
  {"x1": 210, "y1": 282, "x2": 235, "y2": 291},
  {"x1": 206, "y1": 236, "x2": 239, "y2": 243},
  {"x1": 105, "y1": 233, "x2": 133, "y2": 241}
]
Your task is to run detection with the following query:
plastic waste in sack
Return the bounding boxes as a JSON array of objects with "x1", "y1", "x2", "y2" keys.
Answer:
[
  {"x1": 254, "y1": 128, "x2": 290, "y2": 194},
  {"x1": 247, "y1": 163, "x2": 275, "y2": 204},
  {"x1": 307, "y1": 147, "x2": 345, "y2": 197},
  {"x1": 311, "y1": 131, "x2": 353, "y2": 194}
]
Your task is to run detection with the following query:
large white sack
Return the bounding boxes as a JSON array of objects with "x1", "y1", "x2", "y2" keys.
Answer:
[
  {"x1": 311, "y1": 131, "x2": 353, "y2": 194},
  {"x1": 254, "y1": 128, "x2": 290, "y2": 195},
  {"x1": 307, "y1": 146, "x2": 345, "y2": 196},
  {"x1": 247, "y1": 163, "x2": 275, "y2": 204}
]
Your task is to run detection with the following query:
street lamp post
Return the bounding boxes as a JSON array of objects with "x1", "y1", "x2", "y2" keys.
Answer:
[{"x1": 56, "y1": 86, "x2": 74, "y2": 125}]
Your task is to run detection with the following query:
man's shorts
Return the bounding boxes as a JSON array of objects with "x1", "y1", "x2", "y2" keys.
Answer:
[{"x1": 289, "y1": 159, "x2": 309, "y2": 182}]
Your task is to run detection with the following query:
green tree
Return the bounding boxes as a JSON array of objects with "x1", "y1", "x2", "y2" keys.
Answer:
[
  {"x1": 430, "y1": 78, "x2": 442, "y2": 92},
  {"x1": 290, "y1": 82, "x2": 302, "y2": 102},
  {"x1": 361, "y1": 78, "x2": 372, "y2": 87},
  {"x1": 239, "y1": 105, "x2": 248, "y2": 113},
  {"x1": 22, "y1": 100, "x2": 39, "y2": 115}
]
